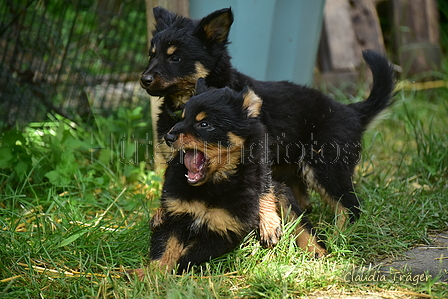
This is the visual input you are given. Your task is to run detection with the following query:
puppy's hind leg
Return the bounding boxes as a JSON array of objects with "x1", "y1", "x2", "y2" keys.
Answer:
[
  {"x1": 127, "y1": 231, "x2": 190, "y2": 280},
  {"x1": 150, "y1": 207, "x2": 165, "y2": 230},
  {"x1": 303, "y1": 162, "x2": 361, "y2": 230}
]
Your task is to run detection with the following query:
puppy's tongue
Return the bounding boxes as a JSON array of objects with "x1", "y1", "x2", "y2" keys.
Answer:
[{"x1": 184, "y1": 150, "x2": 206, "y2": 184}]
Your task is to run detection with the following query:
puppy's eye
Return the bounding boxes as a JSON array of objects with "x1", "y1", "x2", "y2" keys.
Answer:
[
  {"x1": 169, "y1": 55, "x2": 181, "y2": 62},
  {"x1": 196, "y1": 121, "x2": 214, "y2": 131}
]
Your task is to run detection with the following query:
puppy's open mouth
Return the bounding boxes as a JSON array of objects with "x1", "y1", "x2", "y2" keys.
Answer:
[{"x1": 184, "y1": 149, "x2": 208, "y2": 185}]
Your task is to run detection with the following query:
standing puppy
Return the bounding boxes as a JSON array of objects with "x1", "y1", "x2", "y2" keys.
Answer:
[{"x1": 140, "y1": 7, "x2": 395, "y2": 227}]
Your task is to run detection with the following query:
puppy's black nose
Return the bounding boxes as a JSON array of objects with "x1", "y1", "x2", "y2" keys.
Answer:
[
  {"x1": 140, "y1": 74, "x2": 153, "y2": 87},
  {"x1": 164, "y1": 133, "x2": 178, "y2": 146}
]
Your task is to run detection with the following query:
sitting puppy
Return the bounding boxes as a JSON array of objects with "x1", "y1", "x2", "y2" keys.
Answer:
[{"x1": 146, "y1": 80, "x2": 326, "y2": 274}]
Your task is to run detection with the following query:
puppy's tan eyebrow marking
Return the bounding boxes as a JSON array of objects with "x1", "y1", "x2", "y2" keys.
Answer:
[
  {"x1": 167, "y1": 45, "x2": 177, "y2": 55},
  {"x1": 195, "y1": 111, "x2": 207, "y2": 122},
  {"x1": 150, "y1": 45, "x2": 156, "y2": 54}
]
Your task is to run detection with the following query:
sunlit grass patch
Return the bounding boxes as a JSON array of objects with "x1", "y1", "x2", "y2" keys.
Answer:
[{"x1": 1, "y1": 85, "x2": 448, "y2": 298}]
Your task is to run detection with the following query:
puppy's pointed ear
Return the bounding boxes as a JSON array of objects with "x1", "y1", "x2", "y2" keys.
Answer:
[
  {"x1": 195, "y1": 78, "x2": 208, "y2": 95},
  {"x1": 240, "y1": 87, "x2": 262, "y2": 118},
  {"x1": 195, "y1": 8, "x2": 233, "y2": 44},
  {"x1": 153, "y1": 6, "x2": 177, "y2": 32}
]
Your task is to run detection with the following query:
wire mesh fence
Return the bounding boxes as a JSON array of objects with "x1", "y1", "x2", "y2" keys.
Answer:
[{"x1": 0, "y1": 0, "x2": 150, "y2": 130}]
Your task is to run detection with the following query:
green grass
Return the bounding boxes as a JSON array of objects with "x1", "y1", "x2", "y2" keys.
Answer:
[{"x1": 1, "y1": 85, "x2": 447, "y2": 298}]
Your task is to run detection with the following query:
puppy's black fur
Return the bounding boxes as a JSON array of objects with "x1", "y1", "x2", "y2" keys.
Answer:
[
  {"x1": 148, "y1": 81, "x2": 326, "y2": 274},
  {"x1": 141, "y1": 7, "x2": 395, "y2": 226}
]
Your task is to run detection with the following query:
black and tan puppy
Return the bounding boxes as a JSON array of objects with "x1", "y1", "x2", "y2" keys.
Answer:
[
  {"x1": 144, "y1": 81, "x2": 326, "y2": 274},
  {"x1": 140, "y1": 7, "x2": 395, "y2": 227}
]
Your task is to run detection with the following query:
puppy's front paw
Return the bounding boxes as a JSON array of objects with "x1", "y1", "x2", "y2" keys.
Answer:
[
  {"x1": 259, "y1": 191, "x2": 283, "y2": 248},
  {"x1": 260, "y1": 222, "x2": 282, "y2": 248},
  {"x1": 126, "y1": 268, "x2": 146, "y2": 281}
]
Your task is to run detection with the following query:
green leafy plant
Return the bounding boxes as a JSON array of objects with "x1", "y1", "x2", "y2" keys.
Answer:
[{"x1": 0, "y1": 106, "x2": 156, "y2": 204}]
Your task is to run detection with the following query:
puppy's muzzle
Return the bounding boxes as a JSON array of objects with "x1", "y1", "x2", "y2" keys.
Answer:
[
  {"x1": 140, "y1": 74, "x2": 154, "y2": 88},
  {"x1": 164, "y1": 133, "x2": 178, "y2": 146}
]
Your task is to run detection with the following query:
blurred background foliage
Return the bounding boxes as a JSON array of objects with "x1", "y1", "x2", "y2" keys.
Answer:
[
  {"x1": 0, "y1": 0, "x2": 149, "y2": 129},
  {"x1": 0, "y1": 0, "x2": 158, "y2": 200}
]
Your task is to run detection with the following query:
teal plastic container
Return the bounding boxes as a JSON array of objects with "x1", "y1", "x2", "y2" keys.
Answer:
[{"x1": 190, "y1": 0, "x2": 325, "y2": 85}]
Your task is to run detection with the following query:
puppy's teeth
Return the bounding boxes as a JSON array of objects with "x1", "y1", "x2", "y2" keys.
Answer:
[{"x1": 182, "y1": 150, "x2": 186, "y2": 153}]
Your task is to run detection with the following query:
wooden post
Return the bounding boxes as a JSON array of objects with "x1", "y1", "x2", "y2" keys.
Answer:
[
  {"x1": 391, "y1": 0, "x2": 442, "y2": 78},
  {"x1": 350, "y1": 0, "x2": 386, "y2": 53},
  {"x1": 144, "y1": 0, "x2": 189, "y2": 48},
  {"x1": 319, "y1": 0, "x2": 362, "y2": 73},
  {"x1": 143, "y1": 0, "x2": 189, "y2": 172},
  {"x1": 315, "y1": 0, "x2": 385, "y2": 92}
]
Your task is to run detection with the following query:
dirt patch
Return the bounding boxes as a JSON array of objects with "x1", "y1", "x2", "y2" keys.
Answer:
[
  {"x1": 316, "y1": 231, "x2": 448, "y2": 298},
  {"x1": 379, "y1": 231, "x2": 448, "y2": 283}
]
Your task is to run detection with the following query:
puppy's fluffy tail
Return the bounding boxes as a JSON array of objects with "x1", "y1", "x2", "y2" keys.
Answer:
[{"x1": 349, "y1": 50, "x2": 395, "y2": 128}]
